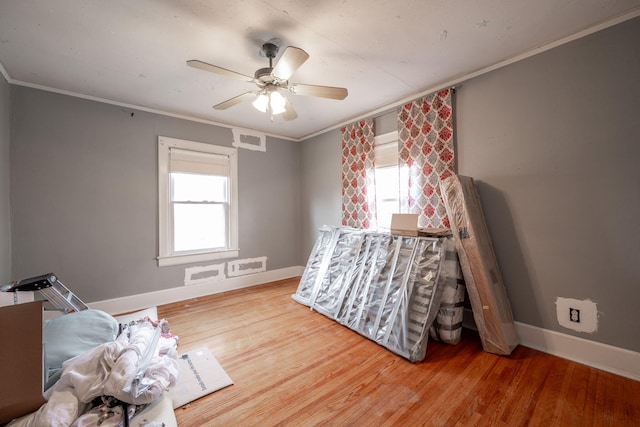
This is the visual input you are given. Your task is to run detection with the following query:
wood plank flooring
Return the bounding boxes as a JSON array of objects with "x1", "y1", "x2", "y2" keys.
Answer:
[{"x1": 158, "y1": 278, "x2": 640, "y2": 426}]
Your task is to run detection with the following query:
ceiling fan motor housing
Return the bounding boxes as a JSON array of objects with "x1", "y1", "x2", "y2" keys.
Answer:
[
  {"x1": 255, "y1": 67, "x2": 288, "y2": 88},
  {"x1": 255, "y1": 67, "x2": 274, "y2": 83}
]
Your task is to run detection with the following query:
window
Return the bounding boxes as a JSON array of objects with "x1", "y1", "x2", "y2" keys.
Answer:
[
  {"x1": 158, "y1": 136, "x2": 238, "y2": 267},
  {"x1": 373, "y1": 131, "x2": 400, "y2": 230}
]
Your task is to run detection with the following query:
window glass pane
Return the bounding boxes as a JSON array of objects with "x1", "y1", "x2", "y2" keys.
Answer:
[
  {"x1": 171, "y1": 173, "x2": 227, "y2": 202},
  {"x1": 375, "y1": 165, "x2": 400, "y2": 229},
  {"x1": 173, "y1": 203, "x2": 226, "y2": 252}
]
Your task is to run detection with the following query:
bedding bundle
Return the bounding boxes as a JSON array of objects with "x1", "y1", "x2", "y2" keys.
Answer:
[{"x1": 8, "y1": 315, "x2": 179, "y2": 427}]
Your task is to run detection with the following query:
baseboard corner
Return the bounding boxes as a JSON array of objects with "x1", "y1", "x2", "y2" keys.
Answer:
[{"x1": 515, "y1": 321, "x2": 640, "y2": 382}]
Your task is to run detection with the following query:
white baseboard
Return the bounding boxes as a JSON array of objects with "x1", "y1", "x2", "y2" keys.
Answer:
[
  {"x1": 464, "y1": 309, "x2": 639, "y2": 381},
  {"x1": 515, "y1": 321, "x2": 640, "y2": 382},
  {"x1": 88, "y1": 266, "x2": 304, "y2": 315},
  {"x1": 89, "y1": 270, "x2": 638, "y2": 382}
]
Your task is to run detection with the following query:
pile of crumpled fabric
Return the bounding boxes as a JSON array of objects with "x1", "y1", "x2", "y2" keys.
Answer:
[{"x1": 9, "y1": 318, "x2": 179, "y2": 427}]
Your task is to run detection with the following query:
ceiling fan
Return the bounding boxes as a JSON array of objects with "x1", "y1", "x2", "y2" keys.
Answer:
[{"x1": 187, "y1": 42, "x2": 348, "y2": 121}]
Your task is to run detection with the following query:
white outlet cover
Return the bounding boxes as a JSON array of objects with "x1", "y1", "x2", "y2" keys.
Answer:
[{"x1": 555, "y1": 297, "x2": 598, "y2": 333}]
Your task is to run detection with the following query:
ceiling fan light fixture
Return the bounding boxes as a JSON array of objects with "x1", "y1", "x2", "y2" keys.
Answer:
[
  {"x1": 269, "y1": 90, "x2": 287, "y2": 115},
  {"x1": 252, "y1": 92, "x2": 269, "y2": 112},
  {"x1": 189, "y1": 43, "x2": 346, "y2": 122},
  {"x1": 253, "y1": 88, "x2": 287, "y2": 115}
]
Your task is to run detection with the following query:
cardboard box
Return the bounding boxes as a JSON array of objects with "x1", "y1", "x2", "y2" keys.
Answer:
[
  {"x1": 390, "y1": 214, "x2": 420, "y2": 236},
  {"x1": 0, "y1": 301, "x2": 45, "y2": 424},
  {"x1": 390, "y1": 214, "x2": 452, "y2": 237}
]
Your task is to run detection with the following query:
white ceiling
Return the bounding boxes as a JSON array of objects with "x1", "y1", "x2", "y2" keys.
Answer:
[{"x1": 1, "y1": 1, "x2": 639, "y2": 141}]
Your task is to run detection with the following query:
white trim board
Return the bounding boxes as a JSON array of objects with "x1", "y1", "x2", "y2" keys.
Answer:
[
  {"x1": 515, "y1": 321, "x2": 640, "y2": 382},
  {"x1": 463, "y1": 310, "x2": 638, "y2": 381},
  {"x1": 88, "y1": 266, "x2": 304, "y2": 316}
]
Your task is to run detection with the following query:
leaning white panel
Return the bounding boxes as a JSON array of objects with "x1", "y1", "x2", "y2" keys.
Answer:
[
  {"x1": 309, "y1": 228, "x2": 368, "y2": 318},
  {"x1": 336, "y1": 232, "x2": 392, "y2": 330},
  {"x1": 292, "y1": 226, "x2": 340, "y2": 306},
  {"x1": 400, "y1": 237, "x2": 447, "y2": 361}
]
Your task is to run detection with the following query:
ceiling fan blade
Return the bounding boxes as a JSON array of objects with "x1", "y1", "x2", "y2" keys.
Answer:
[
  {"x1": 289, "y1": 84, "x2": 348, "y2": 100},
  {"x1": 282, "y1": 97, "x2": 298, "y2": 121},
  {"x1": 187, "y1": 60, "x2": 255, "y2": 83},
  {"x1": 272, "y1": 47, "x2": 309, "y2": 80},
  {"x1": 213, "y1": 92, "x2": 257, "y2": 110}
]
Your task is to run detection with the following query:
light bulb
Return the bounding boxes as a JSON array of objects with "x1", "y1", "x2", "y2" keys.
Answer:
[
  {"x1": 252, "y1": 93, "x2": 269, "y2": 112},
  {"x1": 269, "y1": 90, "x2": 286, "y2": 115}
]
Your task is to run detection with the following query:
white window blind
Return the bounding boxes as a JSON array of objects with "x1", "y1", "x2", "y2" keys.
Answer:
[
  {"x1": 169, "y1": 148, "x2": 230, "y2": 176},
  {"x1": 373, "y1": 131, "x2": 400, "y2": 230},
  {"x1": 375, "y1": 140, "x2": 399, "y2": 168}
]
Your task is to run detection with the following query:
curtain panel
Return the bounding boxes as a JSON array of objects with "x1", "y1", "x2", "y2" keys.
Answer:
[
  {"x1": 397, "y1": 88, "x2": 454, "y2": 229},
  {"x1": 341, "y1": 119, "x2": 376, "y2": 229}
]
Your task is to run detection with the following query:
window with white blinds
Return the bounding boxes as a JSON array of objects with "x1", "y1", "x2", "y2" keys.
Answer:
[
  {"x1": 374, "y1": 131, "x2": 400, "y2": 230},
  {"x1": 158, "y1": 136, "x2": 238, "y2": 267}
]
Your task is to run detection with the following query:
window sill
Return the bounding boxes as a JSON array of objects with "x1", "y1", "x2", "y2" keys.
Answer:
[{"x1": 157, "y1": 249, "x2": 239, "y2": 267}]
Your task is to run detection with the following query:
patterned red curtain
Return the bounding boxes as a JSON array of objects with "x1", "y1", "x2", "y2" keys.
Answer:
[
  {"x1": 397, "y1": 89, "x2": 454, "y2": 229},
  {"x1": 341, "y1": 119, "x2": 376, "y2": 229}
]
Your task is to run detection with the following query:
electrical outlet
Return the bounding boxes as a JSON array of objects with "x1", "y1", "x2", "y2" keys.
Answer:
[
  {"x1": 556, "y1": 297, "x2": 597, "y2": 333},
  {"x1": 569, "y1": 307, "x2": 580, "y2": 323}
]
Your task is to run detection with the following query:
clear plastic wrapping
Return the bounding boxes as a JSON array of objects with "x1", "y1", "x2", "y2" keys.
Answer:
[
  {"x1": 429, "y1": 242, "x2": 466, "y2": 345},
  {"x1": 440, "y1": 175, "x2": 519, "y2": 355},
  {"x1": 292, "y1": 226, "x2": 339, "y2": 306},
  {"x1": 311, "y1": 228, "x2": 367, "y2": 317},
  {"x1": 294, "y1": 228, "x2": 456, "y2": 362}
]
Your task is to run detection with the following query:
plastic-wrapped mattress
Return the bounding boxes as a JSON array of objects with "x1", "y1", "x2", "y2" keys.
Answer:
[
  {"x1": 440, "y1": 175, "x2": 519, "y2": 355},
  {"x1": 429, "y1": 248, "x2": 466, "y2": 345},
  {"x1": 293, "y1": 227, "x2": 457, "y2": 362}
]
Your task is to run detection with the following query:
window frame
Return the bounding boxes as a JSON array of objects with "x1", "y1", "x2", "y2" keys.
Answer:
[
  {"x1": 373, "y1": 131, "x2": 400, "y2": 230},
  {"x1": 157, "y1": 136, "x2": 239, "y2": 267}
]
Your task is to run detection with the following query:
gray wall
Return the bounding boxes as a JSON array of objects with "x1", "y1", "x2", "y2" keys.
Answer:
[
  {"x1": 10, "y1": 87, "x2": 300, "y2": 302},
  {"x1": 300, "y1": 17, "x2": 640, "y2": 352},
  {"x1": 455, "y1": 17, "x2": 640, "y2": 351},
  {"x1": 300, "y1": 128, "x2": 343, "y2": 255},
  {"x1": 0, "y1": 75, "x2": 10, "y2": 283}
]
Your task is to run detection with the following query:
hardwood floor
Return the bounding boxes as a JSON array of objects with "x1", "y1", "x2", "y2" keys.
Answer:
[{"x1": 158, "y1": 278, "x2": 640, "y2": 426}]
